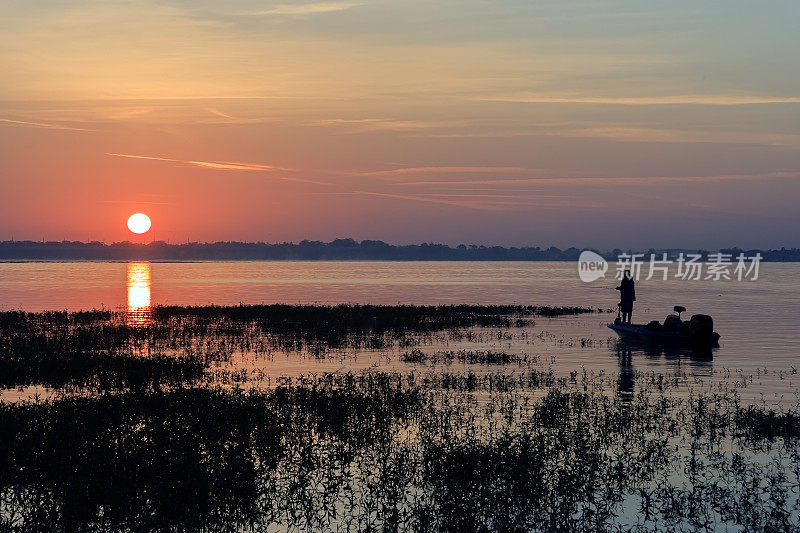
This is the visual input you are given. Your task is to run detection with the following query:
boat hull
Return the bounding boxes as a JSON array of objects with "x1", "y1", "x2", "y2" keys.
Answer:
[{"x1": 608, "y1": 322, "x2": 720, "y2": 347}]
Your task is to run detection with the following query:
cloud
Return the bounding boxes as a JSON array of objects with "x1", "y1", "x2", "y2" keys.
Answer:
[
  {"x1": 0, "y1": 118, "x2": 90, "y2": 131},
  {"x1": 107, "y1": 153, "x2": 177, "y2": 163},
  {"x1": 359, "y1": 166, "x2": 549, "y2": 178},
  {"x1": 253, "y1": 2, "x2": 360, "y2": 16},
  {"x1": 107, "y1": 153, "x2": 329, "y2": 185},
  {"x1": 476, "y1": 94, "x2": 800, "y2": 106},
  {"x1": 347, "y1": 190, "x2": 619, "y2": 212},
  {"x1": 189, "y1": 161, "x2": 278, "y2": 171},
  {"x1": 385, "y1": 119, "x2": 800, "y2": 147},
  {"x1": 352, "y1": 191, "x2": 519, "y2": 212},
  {"x1": 556, "y1": 126, "x2": 800, "y2": 147},
  {"x1": 108, "y1": 153, "x2": 281, "y2": 171},
  {"x1": 100, "y1": 199, "x2": 173, "y2": 205},
  {"x1": 198, "y1": 108, "x2": 281, "y2": 125},
  {"x1": 311, "y1": 118, "x2": 474, "y2": 133},
  {"x1": 394, "y1": 172, "x2": 800, "y2": 187}
]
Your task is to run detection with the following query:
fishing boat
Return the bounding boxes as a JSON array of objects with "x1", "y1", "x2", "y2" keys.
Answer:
[{"x1": 608, "y1": 306, "x2": 721, "y2": 346}]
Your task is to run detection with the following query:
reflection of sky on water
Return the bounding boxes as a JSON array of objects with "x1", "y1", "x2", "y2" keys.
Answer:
[
  {"x1": 0, "y1": 261, "x2": 797, "y2": 397},
  {"x1": 126, "y1": 262, "x2": 151, "y2": 326}
]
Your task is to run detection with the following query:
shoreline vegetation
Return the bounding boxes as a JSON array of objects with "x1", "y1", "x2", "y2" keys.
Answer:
[
  {"x1": 2, "y1": 304, "x2": 799, "y2": 531},
  {"x1": 2, "y1": 239, "x2": 799, "y2": 261}
]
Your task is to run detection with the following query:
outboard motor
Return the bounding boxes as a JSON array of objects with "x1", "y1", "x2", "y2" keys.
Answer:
[
  {"x1": 663, "y1": 314, "x2": 682, "y2": 332},
  {"x1": 689, "y1": 314, "x2": 714, "y2": 337}
]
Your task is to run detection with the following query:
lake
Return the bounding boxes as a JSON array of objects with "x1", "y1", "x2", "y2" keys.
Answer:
[
  {"x1": 1, "y1": 260, "x2": 798, "y2": 398},
  {"x1": 3, "y1": 261, "x2": 800, "y2": 531}
]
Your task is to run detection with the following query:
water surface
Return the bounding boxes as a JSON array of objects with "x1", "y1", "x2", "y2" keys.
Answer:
[{"x1": 1, "y1": 261, "x2": 798, "y2": 397}]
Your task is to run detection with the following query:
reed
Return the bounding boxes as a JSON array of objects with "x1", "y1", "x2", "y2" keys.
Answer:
[
  {"x1": 0, "y1": 304, "x2": 600, "y2": 390},
  {"x1": 1, "y1": 370, "x2": 798, "y2": 531},
  {"x1": 1, "y1": 304, "x2": 797, "y2": 531}
]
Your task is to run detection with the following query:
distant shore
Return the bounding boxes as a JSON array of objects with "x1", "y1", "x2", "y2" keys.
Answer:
[{"x1": 1, "y1": 239, "x2": 798, "y2": 261}]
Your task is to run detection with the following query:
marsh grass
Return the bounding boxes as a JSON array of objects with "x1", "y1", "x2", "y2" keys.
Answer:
[
  {"x1": 0, "y1": 351, "x2": 204, "y2": 391},
  {"x1": 402, "y1": 349, "x2": 528, "y2": 365},
  {"x1": 0, "y1": 311, "x2": 203, "y2": 391},
  {"x1": 1, "y1": 370, "x2": 799, "y2": 532},
  {"x1": 1, "y1": 305, "x2": 798, "y2": 531},
  {"x1": 0, "y1": 305, "x2": 599, "y2": 391}
]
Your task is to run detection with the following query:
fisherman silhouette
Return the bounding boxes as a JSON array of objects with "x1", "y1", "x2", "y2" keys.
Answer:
[{"x1": 616, "y1": 269, "x2": 636, "y2": 323}]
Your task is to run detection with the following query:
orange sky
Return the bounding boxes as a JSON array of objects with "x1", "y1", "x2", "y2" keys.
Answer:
[{"x1": 1, "y1": 1, "x2": 799, "y2": 248}]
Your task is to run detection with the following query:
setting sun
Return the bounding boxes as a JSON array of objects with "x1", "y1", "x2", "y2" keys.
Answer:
[{"x1": 127, "y1": 213, "x2": 151, "y2": 234}]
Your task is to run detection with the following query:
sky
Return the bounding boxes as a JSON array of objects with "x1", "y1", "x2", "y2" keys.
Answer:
[{"x1": 1, "y1": 0, "x2": 799, "y2": 249}]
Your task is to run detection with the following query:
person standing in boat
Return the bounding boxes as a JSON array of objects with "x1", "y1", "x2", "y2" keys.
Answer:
[{"x1": 616, "y1": 269, "x2": 636, "y2": 323}]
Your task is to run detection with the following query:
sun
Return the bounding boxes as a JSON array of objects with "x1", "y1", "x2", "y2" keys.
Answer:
[{"x1": 127, "y1": 213, "x2": 152, "y2": 234}]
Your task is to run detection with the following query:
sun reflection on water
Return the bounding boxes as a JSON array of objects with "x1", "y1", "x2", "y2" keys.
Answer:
[{"x1": 127, "y1": 261, "x2": 151, "y2": 326}]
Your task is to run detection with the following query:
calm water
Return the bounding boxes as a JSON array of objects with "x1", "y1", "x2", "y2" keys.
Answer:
[{"x1": 1, "y1": 261, "x2": 799, "y2": 397}]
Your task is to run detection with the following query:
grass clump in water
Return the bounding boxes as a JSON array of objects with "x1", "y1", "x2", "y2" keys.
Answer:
[
  {"x1": 0, "y1": 304, "x2": 600, "y2": 390},
  {"x1": 1, "y1": 370, "x2": 799, "y2": 532}
]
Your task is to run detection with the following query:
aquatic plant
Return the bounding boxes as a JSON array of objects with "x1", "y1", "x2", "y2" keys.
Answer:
[
  {"x1": 401, "y1": 349, "x2": 526, "y2": 365},
  {"x1": 1, "y1": 304, "x2": 797, "y2": 531},
  {"x1": 1, "y1": 370, "x2": 799, "y2": 532},
  {"x1": 0, "y1": 351, "x2": 204, "y2": 391},
  {"x1": 0, "y1": 304, "x2": 600, "y2": 390}
]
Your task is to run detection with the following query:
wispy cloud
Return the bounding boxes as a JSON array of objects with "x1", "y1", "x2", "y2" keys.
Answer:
[
  {"x1": 107, "y1": 154, "x2": 176, "y2": 163},
  {"x1": 107, "y1": 153, "x2": 329, "y2": 185},
  {"x1": 253, "y1": 2, "x2": 360, "y2": 16},
  {"x1": 347, "y1": 190, "x2": 616, "y2": 212},
  {"x1": 0, "y1": 118, "x2": 90, "y2": 131},
  {"x1": 311, "y1": 118, "x2": 473, "y2": 133},
  {"x1": 208, "y1": 108, "x2": 234, "y2": 120},
  {"x1": 393, "y1": 122, "x2": 800, "y2": 147},
  {"x1": 198, "y1": 108, "x2": 278, "y2": 125},
  {"x1": 108, "y1": 153, "x2": 281, "y2": 171},
  {"x1": 359, "y1": 166, "x2": 548, "y2": 178},
  {"x1": 100, "y1": 199, "x2": 173, "y2": 205},
  {"x1": 394, "y1": 171, "x2": 800, "y2": 187},
  {"x1": 477, "y1": 94, "x2": 800, "y2": 106},
  {"x1": 190, "y1": 161, "x2": 279, "y2": 171},
  {"x1": 557, "y1": 126, "x2": 800, "y2": 147},
  {"x1": 352, "y1": 191, "x2": 516, "y2": 211}
]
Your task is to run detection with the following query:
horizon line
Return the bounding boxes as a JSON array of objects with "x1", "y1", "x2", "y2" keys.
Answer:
[{"x1": 0, "y1": 239, "x2": 796, "y2": 253}]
